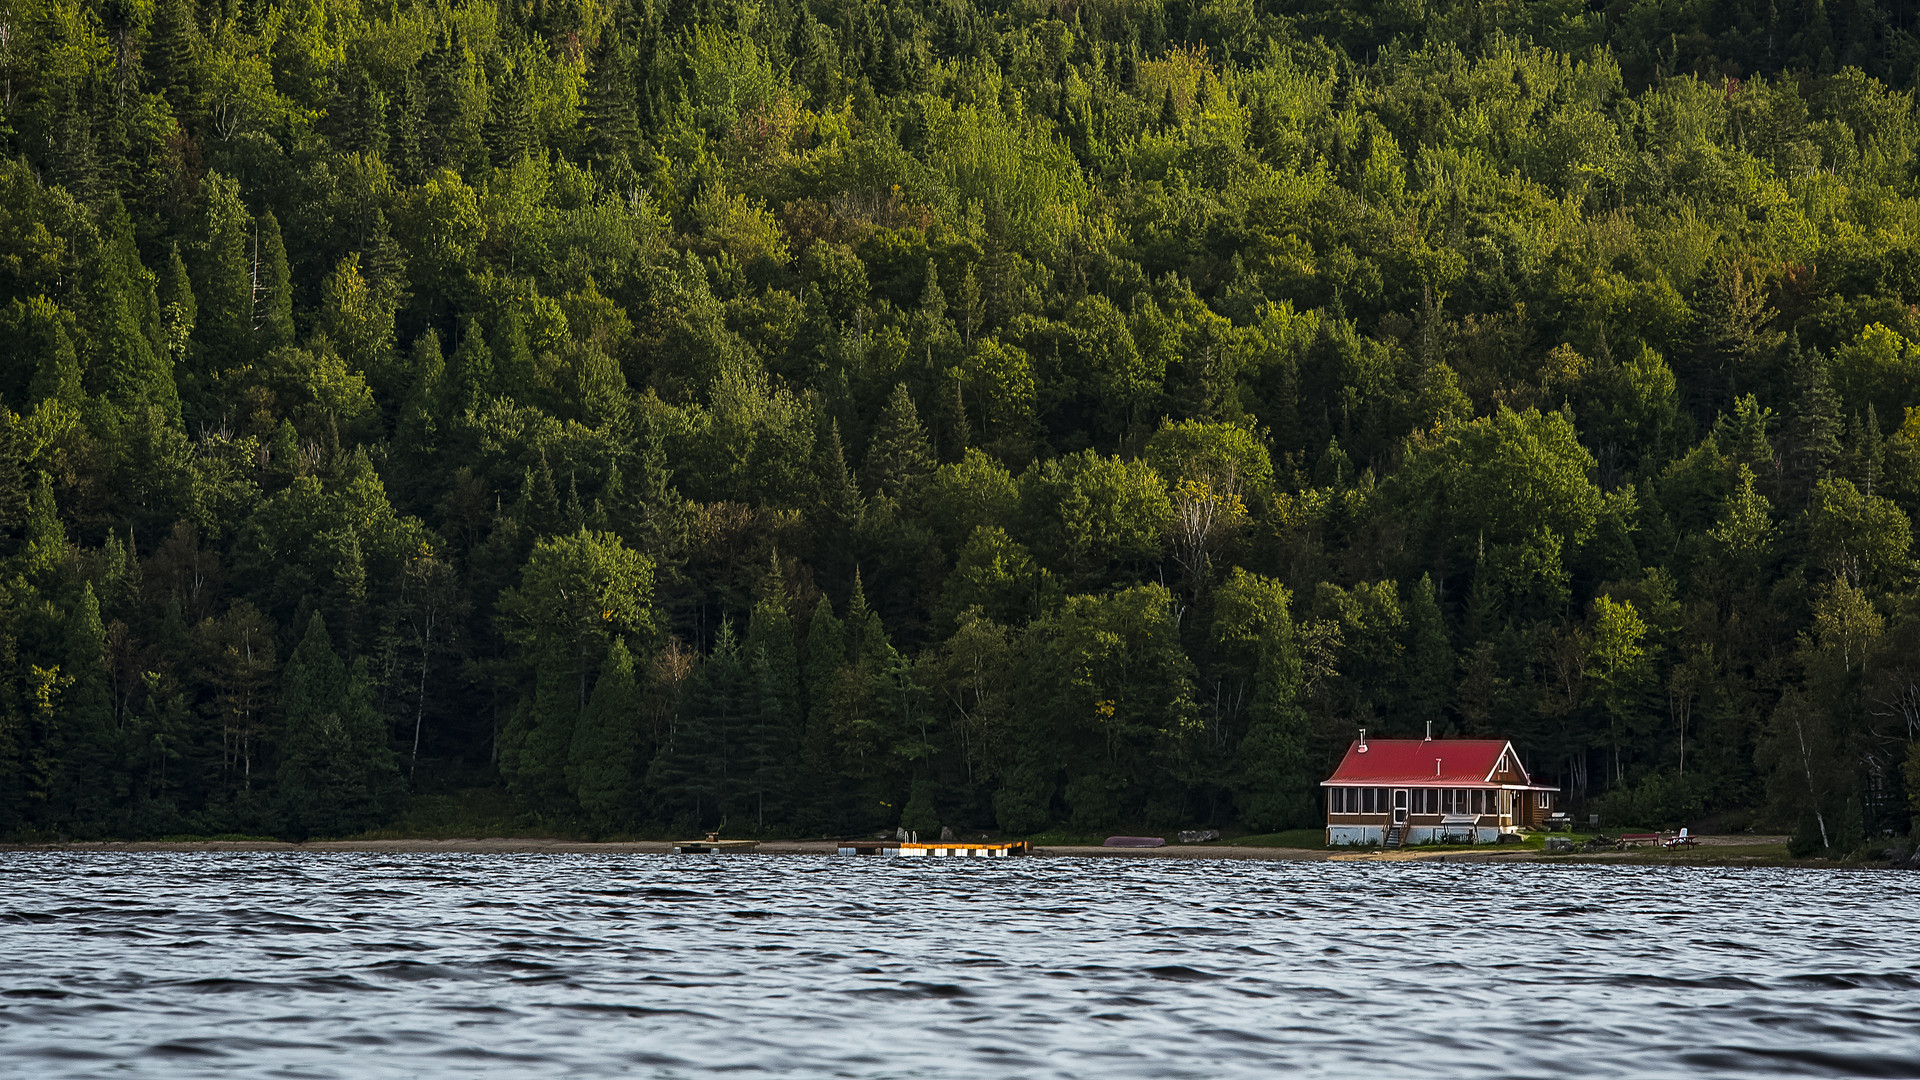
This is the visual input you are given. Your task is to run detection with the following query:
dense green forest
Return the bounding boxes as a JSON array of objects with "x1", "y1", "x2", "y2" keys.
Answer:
[{"x1": 2, "y1": 0, "x2": 1918, "y2": 850}]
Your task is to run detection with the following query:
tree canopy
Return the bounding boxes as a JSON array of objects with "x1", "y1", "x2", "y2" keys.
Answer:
[{"x1": 1, "y1": 0, "x2": 1918, "y2": 850}]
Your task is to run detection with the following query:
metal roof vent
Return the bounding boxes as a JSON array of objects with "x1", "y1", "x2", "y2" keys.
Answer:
[{"x1": 1357, "y1": 727, "x2": 1368, "y2": 753}]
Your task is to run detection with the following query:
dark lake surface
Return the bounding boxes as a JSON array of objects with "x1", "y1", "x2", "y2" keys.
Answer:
[{"x1": 3, "y1": 853, "x2": 1917, "y2": 1077}]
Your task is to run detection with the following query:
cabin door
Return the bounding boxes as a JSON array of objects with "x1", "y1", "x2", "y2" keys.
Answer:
[{"x1": 1392, "y1": 789, "x2": 1409, "y2": 826}]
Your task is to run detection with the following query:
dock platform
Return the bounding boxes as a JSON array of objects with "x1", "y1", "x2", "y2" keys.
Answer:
[{"x1": 838, "y1": 841, "x2": 1031, "y2": 857}]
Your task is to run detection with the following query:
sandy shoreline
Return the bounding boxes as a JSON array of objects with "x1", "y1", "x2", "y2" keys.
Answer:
[{"x1": 0, "y1": 834, "x2": 1803, "y2": 865}]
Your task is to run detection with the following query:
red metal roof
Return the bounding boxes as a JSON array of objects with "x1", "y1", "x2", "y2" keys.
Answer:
[{"x1": 1322, "y1": 739, "x2": 1528, "y2": 786}]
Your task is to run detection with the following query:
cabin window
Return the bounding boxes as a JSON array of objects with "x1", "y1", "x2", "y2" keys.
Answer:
[
  {"x1": 1536, "y1": 792, "x2": 1550, "y2": 809},
  {"x1": 1471, "y1": 790, "x2": 1484, "y2": 814}
]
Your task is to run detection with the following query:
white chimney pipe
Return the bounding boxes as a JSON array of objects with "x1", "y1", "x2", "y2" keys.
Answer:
[
  {"x1": 1425, "y1": 720, "x2": 1433, "y2": 741},
  {"x1": 1357, "y1": 727, "x2": 1368, "y2": 753}
]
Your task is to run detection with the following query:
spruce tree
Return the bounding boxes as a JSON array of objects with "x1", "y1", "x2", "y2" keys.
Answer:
[
  {"x1": 499, "y1": 650, "x2": 579, "y2": 807},
  {"x1": 190, "y1": 174, "x2": 258, "y2": 408},
  {"x1": 1782, "y1": 335, "x2": 1841, "y2": 500},
  {"x1": 439, "y1": 319, "x2": 488, "y2": 417},
  {"x1": 659, "y1": 622, "x2": 756, "y2": 827},
  {"x1": 746, "y1": 563, "x2": 802, "y2": 827},
  {"x1": 813, "y1": 420, "x2": 862, "y2": 593},
  {"x1": 1395, "y1": 573, "x2": 1453, "y2": 730},
  {"x1": 277, "y1": 613, "x2": 401, "y2": 838},
  {"x1": 864, "y1": 383, "x2": 936, "y2": 499},
  {"x1": 257, "y1": 210, "x2": 296, "y2": 350},
  {"x1": 14, "y1": 298, "x2": 83, "y2": 409},
  {"x1": 89, "y1": 205, "x2": 179, "y2": 423},
  {"x1": 55, "y1": 584, "x2": 121, "y2": 828},
  {"x1": 569, "y1": 637, "x2": 642, "y2": 828}
]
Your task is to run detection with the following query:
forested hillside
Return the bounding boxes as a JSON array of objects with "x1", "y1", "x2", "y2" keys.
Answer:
[{"x1": 2, "y1": 0, "x2": 1918, "y2": 847}]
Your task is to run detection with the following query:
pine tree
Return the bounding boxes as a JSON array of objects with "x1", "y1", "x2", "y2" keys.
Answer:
[
  {"x1": 190, "y1": 174, "x2": 258, "y2": 410},
  {"x1": 445, "y1": 318, "x2": 495, "y2": 413},
  {"x1": 569, "y1": 636, "x2": 642, "y2": 827},
  {"x1": 1395, "y1": 573, "x2": 1453, "y2": 729},
  {"x1": 900, "y1": 774, "x2": 938, "y2": 835},
  {"x1": 660, "y1": 622, "x2": 756, "y2": 827},
  {"x1": 863, "y1": 383, "x2": 935, "y2": 499},
  {"x1": 499, "y1": 649, "x2": 579, "y2": 806},
  {"x1": 277, "y1": 613, "x2": 401, "y2": 838},
  {"x1": 812, "y1": 419, "x2": 863, "y2": 593},
  {"x1": 89, "y1": 204, "x2": 179, "y2": 422},
  {"x1": 582, "y1": 14, "x2": 642, "y2": 166},
  {"x1": 55, "y1": 584, "x2": 121, "y2": 827},
  {"x1": 485, "y1": 55, "x2": 536, "y2": 166},
  {"x1": 257, "y1": 210, "x2": 295, "y2": 350},
  {"x1": 14, "y1": 298, "x2": 83, "y2": 409},
  {"x1": 149, "y1": 0, "x2": 200, "y2": 116},
  {"x1": 492, "y1": 305, "x2": 538, "y2": 404},
  {"x1": 161, "y1": 242, "x2": 197, "y2": 367},
  {"x1": 745, "y1": 562, "x2": 802, "y2": 827}
]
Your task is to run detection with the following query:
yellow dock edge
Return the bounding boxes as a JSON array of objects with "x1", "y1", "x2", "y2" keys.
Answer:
[{"x1": 838, "y1": 841, "x2": 1032, "y2": 857}]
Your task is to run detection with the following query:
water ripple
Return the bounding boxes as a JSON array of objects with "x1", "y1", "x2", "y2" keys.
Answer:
[{"x1": 0, "y1": 853, "x2": 1916, "y2": 1077}]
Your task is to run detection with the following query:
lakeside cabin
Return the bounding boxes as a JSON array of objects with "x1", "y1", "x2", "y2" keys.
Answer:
[{"x1": 1322, "y1": 731, "x2": 1559, "y2": 846}]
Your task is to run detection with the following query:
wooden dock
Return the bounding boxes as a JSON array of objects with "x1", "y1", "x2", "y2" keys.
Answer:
[
  {"x1": 673, "y1": 838, "x2": 760, "y2": 854},
  {"x1": 837, "y1": 841, "x2": 1031, "y2": 858}
]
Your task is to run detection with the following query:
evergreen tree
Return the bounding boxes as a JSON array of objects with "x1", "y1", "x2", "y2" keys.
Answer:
[
  {"x1": 1781, "y1": 335, "x2": 1841, "y2": 500},
  {"x1": 12, "y1": 298, "x2": 83, "y2": 410},
  {"x1": 499, "y1": 651, "x2": 578, "y2": 806},
  {"x1": 276, "y1": 613, "x2": 401, "y2": 838},
  {"x1": 745, "y1": 562, "x2": 802, "y2": 827},
  {"x1": 1395, "y1": 573, "x2": 1453, "y2": 729},
  {"x1": 445, "y1": 318, "x2": 495, "y2": 414},
  {"x1": 658, "y1": 622, "x2": 756, "y2": 827},
  {"x1": 190, "y1": 174, "x2": 259, "y2": 409},
  {"x1": 863, "y1": 383, "x2": 936, "y2": 499},
  {"x1": 569, "y1": 636, "x2": 643, "y2": 827},
  {"x1": 257, "y1": 210, "x2": 296, "y2": 350}
]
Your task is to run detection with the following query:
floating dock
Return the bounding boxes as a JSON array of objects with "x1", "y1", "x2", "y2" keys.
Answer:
[
  {"x1": 673, "y1": 838, "x2": 760, "y2": 854},
  {"x1": 838, "y1": 841, "x2": 1031, "y2": 858}
]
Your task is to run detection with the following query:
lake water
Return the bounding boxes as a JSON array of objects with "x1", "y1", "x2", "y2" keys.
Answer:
[{"x1": 2, "y1": 853, "x2": 1917, "y2": 1078}]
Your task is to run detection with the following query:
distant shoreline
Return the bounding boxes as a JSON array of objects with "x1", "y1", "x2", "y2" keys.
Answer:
[{"x1": 3, "y1": 834, "x2": 1877, "y2": 868}]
